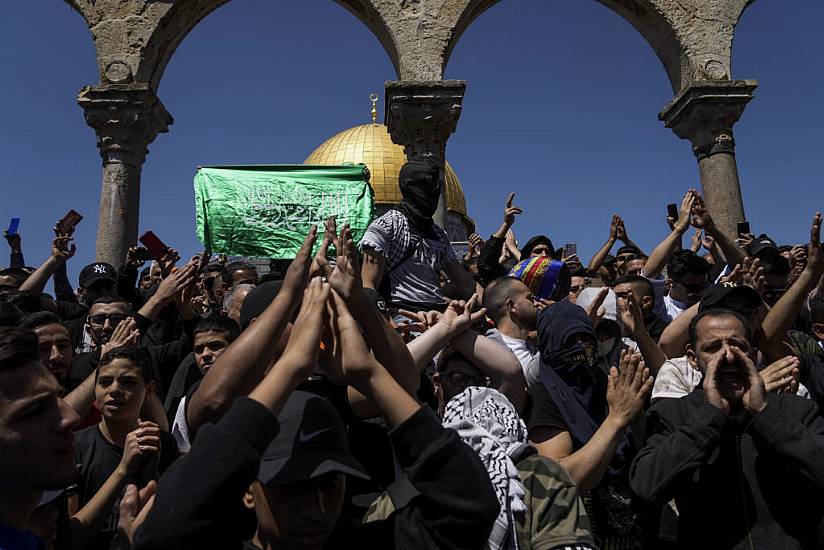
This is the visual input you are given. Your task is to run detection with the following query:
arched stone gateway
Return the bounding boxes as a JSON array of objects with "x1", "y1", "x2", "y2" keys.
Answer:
[{"x1": 64, "y1": 0, "x2": 757, "y2": 265}]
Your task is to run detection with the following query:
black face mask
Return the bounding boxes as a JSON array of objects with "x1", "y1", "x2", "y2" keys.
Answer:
[{"x1": 397, "y1": 160, "x2": 441, "y2": 230}]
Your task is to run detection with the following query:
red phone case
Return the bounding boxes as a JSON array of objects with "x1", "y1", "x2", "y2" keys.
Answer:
[{"x1": 139, "y1": 231, "x2": 169, "y2": 261}]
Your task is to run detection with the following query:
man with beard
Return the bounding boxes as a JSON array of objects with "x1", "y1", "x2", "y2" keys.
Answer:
[
  {"x1": 361, "y1": 160, "x2": 475, "y2": 312},
  {"x1": 0, "y1": 328, "x2": 80, "y2": 548},
  {"x1": 630, "y1": 308, "x2": 824, "y2": 549}
]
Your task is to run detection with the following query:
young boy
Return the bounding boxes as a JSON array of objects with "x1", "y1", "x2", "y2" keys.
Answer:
[
  {"x1": 170, "y1": 315, "x2": 240, "y2": 453},
  {"x1": 69, "y1": 346, "x2": 178, "y2": 550}
]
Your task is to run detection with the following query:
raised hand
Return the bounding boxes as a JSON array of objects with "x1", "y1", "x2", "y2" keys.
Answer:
[
  {"x1": 125, "y1": 247, "x2": 148, "y2": 270},
  {"x1": 607, "y1": 351, "x2": 652, "y2": 426},
  {"x1": 51, "y1": 234, "x2": 76, "y2": 262},
  {"x1": 503, "y1": 192, "x2": 523, "y2": 227},
  {"x1": 397, "y1": 308, "x2": 441, "y2": 333},
  {"x1": 468, "y1": 233, "x2": 483, "y2": 255},
  {"x1": 100, "y1": 318, "x2": 140, "y2": 357},
  {"x1": 311, "y1": 216, "x2": 337, "y2": 278},
  {"x1": 804, "y1": 212, "x2": 823, "y2": 277},
  {"x1": 610, "y1": 214, "x2": 623, "y2": 241},
  {"x1": 277, "y1": 276, "x2": 331, "y2": 378},
  {"x1": 440, "y1": 294, "x2": 487, "y2": 336},
  {"x1": 585, "y1": 287, "x2": 609, "y2": 328},
  {"x1": 120, "y1": 421, "x2": 161, "y2": 476},
  {"x1": 118, "y1": 481, "x2": 157, "y2": 549},
  {"x1": 329, "y1": 290, "x2": 379, "y2": 389},
  {"x1": 158, "y1": 248, "x2": 180, "y2": 277},
  {"x1": 3, "y1": 230, "x2": 21, "y2": 253},
  {"x1": 690, "y1": 193, "x2": 715, "y2": 231},
  {"x1": 702, "y1": 233, "x2": 716, "y2": 251},
  {"x1": 319, "y1": 224, "x2": 363, "y2": 304},
  {"x1": 616, "y1": 290, "x2": 643, "y2": 336},
  {"x1": 740, "y1": 256, "x2": 766, "y2": 295},
  {"x1": 676, "y1": 190, "x2": 697, "y2": 233},
  {"x1": 154, "y1": 262, "x2": 197, "y2": 305},
  {"x1": 283, "y1": 225, "x2": 318, "y2": 294},
  {"x1": 760, "y1": 355, "x2": 800, "y2": 394}
]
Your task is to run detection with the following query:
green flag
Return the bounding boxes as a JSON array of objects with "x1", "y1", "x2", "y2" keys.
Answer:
[{"x1": 194, "y1": 164, "x2": 374, "y2": 259}]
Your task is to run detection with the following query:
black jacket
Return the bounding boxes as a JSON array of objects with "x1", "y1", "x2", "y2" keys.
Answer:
[
  {"x1": 630, "y1": 389, "x2": 824, "y2": 549},
  {"x1": 133, "y1": 399, "x2": 500, "y2": 550}
]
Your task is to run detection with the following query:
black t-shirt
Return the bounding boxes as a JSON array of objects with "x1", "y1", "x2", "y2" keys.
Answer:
[
  {"x1": 524, "y1": 381, "x2": 567, "y2": 436},
  {"x1": 73, "y1": 424, "x2": 178, "y2": 550}
]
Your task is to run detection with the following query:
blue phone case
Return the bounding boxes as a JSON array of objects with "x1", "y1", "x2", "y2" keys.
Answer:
[{"x1": 7, "y1": 218, "x2": 20, "y2": 235}]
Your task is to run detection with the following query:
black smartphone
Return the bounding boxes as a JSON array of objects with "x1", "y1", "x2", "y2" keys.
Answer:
[
  {"x1": 133, "y1": 247, "x2": 154, "y2": 262},
  {"x1": 667, "y1": 203, "x2": 678, "y2": 220},
  {"x1": 563, "y1": 243, "x2": 577, "y2": 258},
  {"x1": 737, "y1": 221, "x2": 751, "y2": 236},
  {"x1": 57, "y1": 209, "x2": 83, "y2": 234}
]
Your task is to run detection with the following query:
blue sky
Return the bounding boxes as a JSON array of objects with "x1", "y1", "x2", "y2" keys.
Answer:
[{"x1": 1, "y1": 1, "x2": 823, "y2": 288}]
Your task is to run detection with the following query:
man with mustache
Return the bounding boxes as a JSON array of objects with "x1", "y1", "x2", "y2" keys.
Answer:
[{"x1": 630, "y1": 308, "x2": 824, "y2": 549}]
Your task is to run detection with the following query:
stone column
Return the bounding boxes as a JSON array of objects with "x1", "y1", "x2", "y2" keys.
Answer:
[
  {"x1": 384, "y1": 80, "x2": 466, "y2": 231},
  {"x1": 659, "y1": 80, "x2": 758, "y2": 239},
  {"x1": 78, "y1": 85, "x2": 172, "y2": 267}
]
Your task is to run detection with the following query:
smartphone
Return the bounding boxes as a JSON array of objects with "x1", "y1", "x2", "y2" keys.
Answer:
[
  {"x1": 737, "y1": 221, "x2": 751, "y2": 237},
  {"x1": 57, "y1": 209, "x2": 83, "y2": 234},
  {"x1": 197, "y1": 249, "x2": 211, "y2": 274},
  {"x1": 139, "y1": 231, "x2": 169, "y2": 261},
  {"x1": 133, "y1": 247, "x2": 154, "y2": 262},
  {"x1": 6, "y1": 218, "x2": 20, "y2": 236},
  {"x1": 585, "y1": 277, "x2": 604, "y2": 288},
  {"x1": 563, "y1": 243, "x2": 577, "y2": 258},
  {"x1": 667, "y1": 203, "x2": 678, "y2": 220}
]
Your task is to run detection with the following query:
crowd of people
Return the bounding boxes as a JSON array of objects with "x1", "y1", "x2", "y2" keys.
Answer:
[{"x1": 1, "y1": 160, "x2": 824, "y2": 550}]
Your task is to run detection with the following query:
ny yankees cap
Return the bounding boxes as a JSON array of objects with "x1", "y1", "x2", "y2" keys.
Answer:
[
  {"x1": 257, "y1": 391, "x2": 369, "y2": 487},
  {"x1": 78, "y1": 262, "x2": 117, "y2": 288}
]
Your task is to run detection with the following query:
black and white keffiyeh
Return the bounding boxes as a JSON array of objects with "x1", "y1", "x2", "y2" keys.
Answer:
[{"x1": 442, "y1": 387, "x2": 530, "y2": 550}]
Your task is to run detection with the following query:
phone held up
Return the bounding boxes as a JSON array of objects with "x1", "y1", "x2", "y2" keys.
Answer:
[
  {"x1": 139, "y1": 231, "x2": 170, "y2": 262},
  {"x1": 6, "y1": 218, "x2": 20, "y2": 236},
  {"x1": 57, "y1": 210, "x2": 83, "y2": 234},
  {"x1": 562, "y1": 243, "x2": 577, "y2": 258},
  {"x1": 737, "y1": 221, "x2": 751, "y2": 237},
  {"x1": 666, "y1": 203, "x2": 678, "y2": 220}
]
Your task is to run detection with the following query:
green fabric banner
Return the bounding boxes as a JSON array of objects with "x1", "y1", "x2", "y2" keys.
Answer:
[{"x1": 194, "y1": 164, "x2": 374, "y2": 259}]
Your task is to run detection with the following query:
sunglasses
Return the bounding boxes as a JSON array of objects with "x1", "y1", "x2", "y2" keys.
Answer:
[{"x1": 88, "y1": 314, "x2": 129, "y2": 327}]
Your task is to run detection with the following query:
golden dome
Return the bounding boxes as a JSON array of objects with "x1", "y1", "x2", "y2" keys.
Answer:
[{"x1": 304, "y1": 123, "x2": 468, "y2": 217}]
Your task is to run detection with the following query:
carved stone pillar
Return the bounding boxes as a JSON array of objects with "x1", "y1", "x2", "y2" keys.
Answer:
[
  {"x1": 660, "y1": 80, "x2": 757, "y2": 240},
  {"x1": 384, "y1": 80, "x2": 466, "y2": 230},
  {"x1": 78, "y1": 85, "x2": 172, "y2": 267}
]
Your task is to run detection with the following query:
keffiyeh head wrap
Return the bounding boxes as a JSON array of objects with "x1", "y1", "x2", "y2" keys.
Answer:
[{"x1": 442, "y1": 387, "x2": 530, "y2": 550}]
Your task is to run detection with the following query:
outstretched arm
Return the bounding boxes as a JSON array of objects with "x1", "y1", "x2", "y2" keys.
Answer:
[
  {"x1": 187, "y1": 228, "x2": 317, "y2": 433},
  {"x1": 587, "y1": 215, "x2": 620, "y2": 276},
  {"x1": 643, "y1": 192, "x2": 694, "y2": 278}
]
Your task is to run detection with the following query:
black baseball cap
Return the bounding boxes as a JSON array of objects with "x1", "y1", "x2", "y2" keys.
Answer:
[
  {"x1": 257, "y1": 391, "x2": 369, "y2": 487},
  {"x1": 699, "y1": 283, "x2": 762, "y2": 314},
  {"x1": 746, "y1": 234, "x2": 779, "y2": 258},
  {"x1": 239, "y1": 281, "x2": 282, "y2": 329},
  {"x1": 603, "y1": 254, "x2": 617, "y2": 266},
  {"x1": 78, "y1": 262, "x2": 117, "y2": 288},
  {"x1": 616, "y1": 245, "x2": 641, "y2": 257}
]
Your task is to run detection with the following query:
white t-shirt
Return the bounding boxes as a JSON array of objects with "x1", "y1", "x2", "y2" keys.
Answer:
[
  {"x1": 646, "y1": 274, "x2": 688, "y2": 322},
  {"x1": 171, "y1": 396, "x2": 192, "y2": 454},
  {"x1": 361, "y1": 210, "x2": 457, "y2": 307},
  {"x1": 485, "y1": 328, "x2": 537, "y2": 373}
]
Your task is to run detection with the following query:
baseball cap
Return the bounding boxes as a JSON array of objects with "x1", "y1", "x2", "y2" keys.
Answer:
[
  {"x1": 616, "y1": 245, "x2": 641, "y2": 257},
  {"x1": 746, "y1": 234, "x2": 778, "y2": 258},
  {"x1": 78, "y1": 262, "x2": 117, "y2": 288},
  {"x1": 602, "y1": 254, "x2": 617, "y2": 266},
  {"x1": 698, "y1": 283, "x2": 762, "y2": 314},
  {"x1": 239, "y1": 281, "x2": 283, "y2": 329},
  {"x1": 257, "y1": 391, "x2": 369, "y2": 487}
]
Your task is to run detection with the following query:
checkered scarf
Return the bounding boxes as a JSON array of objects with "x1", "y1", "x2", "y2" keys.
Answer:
[{"x1": 442, "y1": 387, "x2": 529, "y2": 550}]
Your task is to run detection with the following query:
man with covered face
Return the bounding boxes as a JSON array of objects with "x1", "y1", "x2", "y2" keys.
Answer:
[
  {"x1": 361, "y1": 160, "x2": 475, "y2": 312},
  {"x1": 630, "y1": 308, "x2": 824, "y2": 549}
]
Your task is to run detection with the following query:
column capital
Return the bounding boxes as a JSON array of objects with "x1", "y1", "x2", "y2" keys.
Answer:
[
  {"x1": 384, "y1": 80, "x2": 466, "y2": 164},
  {"x1": 77, "y1": 85, "x2": 173, "y2": 167},
  {"x1": 659, "y1": 80, "x2": 757, "y2": 160}
]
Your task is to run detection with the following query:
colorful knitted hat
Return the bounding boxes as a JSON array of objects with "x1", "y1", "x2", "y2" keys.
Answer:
[{"x1": 508, "y1": 257, "x2": 567, "y2": 301}]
